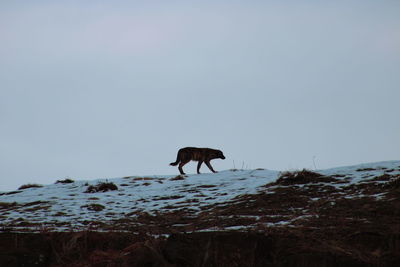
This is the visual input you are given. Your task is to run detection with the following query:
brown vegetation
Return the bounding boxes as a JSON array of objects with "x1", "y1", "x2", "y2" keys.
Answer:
[
  {"x1": 55, "y1": 178, "x2": 74, "y2": 184},
  {"x1": 18, "y1": 184, "x2": 43, "y2": 190},
  {"x1": 84, "y1": 182, "x2": 118, "y2": 193},
  {"x1": 2, "y1": 169, "x2": 400, "y2": 266},
  {"x1": 275, "y1": 169, "x2": 337, "y2": 185},
  {"x1": 0, "y1": 228, "x2": 399, "y2": 266},
  {"x1": 81, "y1": 203, "x2": 106, "y2": 212}
]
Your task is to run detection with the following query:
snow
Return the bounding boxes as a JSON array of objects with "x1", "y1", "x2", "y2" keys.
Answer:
[
  {"x1": 0, "y1": 160, "x2": 399, "y2": 232},
  {"x1": 0, "y1": 169, "x2": 279, "y2": 229},
  {"x1": 319, "y1": 160, "x2": 400, "y2": 184}
]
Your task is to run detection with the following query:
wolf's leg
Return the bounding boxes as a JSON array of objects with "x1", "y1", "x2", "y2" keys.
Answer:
[
  {"x1": 178, "y1": 160, "x2": 190, "y2": 175},
  {"x1": 197, "y1": 161, "x2": 203, "y2": 174},
  {"x1": 205, "y1": 161, "x2": 217, "y2": 173}
]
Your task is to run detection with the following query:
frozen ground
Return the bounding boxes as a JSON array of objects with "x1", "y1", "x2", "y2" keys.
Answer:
[{"x1": 0, "y1": 160, "x2": 399, "y2": 232}]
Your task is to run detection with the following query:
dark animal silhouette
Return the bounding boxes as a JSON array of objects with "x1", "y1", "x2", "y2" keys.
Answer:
[{"x1": 170, "y1": 147, "x2": 225, "y2": 175}]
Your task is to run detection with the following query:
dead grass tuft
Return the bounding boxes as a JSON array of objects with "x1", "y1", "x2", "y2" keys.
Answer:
[
  {"x1": 169, "y1": 175, "x2": 185, "y2": 181},
  {"x1": 276, "y1": 169, "x2": 336, "y2": 185},
  {"x1": 133, "y1": 177, "x2": 154, "y2": 181},
  {"x1": 385, "y1": 175, "x2": 400, "y2": 192},
  {"x1": 81, "y1": 203, "x2": 106, "y2": 211},
  {"x1": 84, "y1": 182, "x2": 118, "y2": 193},
  {"x1": 18, "y1": 183, "x2": 43, "y2": 190},
  {"x1": 0, "y1": 202, "x2": 17, "y2": 209},
  {"x1": 356, "y1": 168, "x2": 376, "y2": 172},
  {"x1": 55, "y1": 178, "x2": 74, "y2": 184}
]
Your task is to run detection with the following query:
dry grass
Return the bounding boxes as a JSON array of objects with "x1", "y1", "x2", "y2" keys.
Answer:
[
  {"x1": 18, "y1": 183, "x2": 43, "y2": 190},
  {"x1": 55, "y1": 178, "x2": 74, "y2": 184},
  {"x1": 84, "y1": 182, "x2": 118, "y2": 193},
  {"x1": 275, "y1": 169, "x2": 337, "y2": 185},
  {"x1": 133, "y1": 177, "x2": 154, "y2": 181},
  {"x1": 2, "y1": 170, "x2": 400, "y2": 266},
  {"x1": 356, "y1": 168, "x2": 376, "y2": 172},
  {"x1": 81, "y1": 203, "x2": 106, "y2": 212},
  {"x1": 0, "y1": 202, "x2": 17, "y2": 209},
  {"x1": 169, "y1": 175, "x2": 185, "y2": 181}
]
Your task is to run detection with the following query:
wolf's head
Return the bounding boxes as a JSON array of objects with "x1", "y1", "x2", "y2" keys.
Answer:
[{"x1": 217, "y1": 150, "x2": 226, "y2": 160}]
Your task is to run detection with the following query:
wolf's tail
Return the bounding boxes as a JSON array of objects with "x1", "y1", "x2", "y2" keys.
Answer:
[{"x1": 170, "y1": 152, "x2": 181, "y2": 166}]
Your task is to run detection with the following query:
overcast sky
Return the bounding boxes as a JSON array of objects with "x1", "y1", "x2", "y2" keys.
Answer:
[{"x1": 1, "y1": 1, "x2": 399, "y2": 191}]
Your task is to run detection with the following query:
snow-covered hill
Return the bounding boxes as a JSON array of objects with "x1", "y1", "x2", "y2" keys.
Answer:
[{"x1": 1, "y1": 161, "x2": 399, "y2": 232}]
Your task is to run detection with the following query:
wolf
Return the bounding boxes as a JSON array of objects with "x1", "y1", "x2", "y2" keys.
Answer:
[{"x1": 170, "y1": 147, "x2": 225, "y2": 175}]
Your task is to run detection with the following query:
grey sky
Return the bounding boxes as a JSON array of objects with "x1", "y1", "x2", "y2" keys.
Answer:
[{"x1": 1, "y1": 1, "x2": 399, "y2": 191}]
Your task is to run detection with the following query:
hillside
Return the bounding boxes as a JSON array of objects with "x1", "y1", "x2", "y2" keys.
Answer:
[{"x1": 0, "y1": 161, "x2": 400, "y2": 266}]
